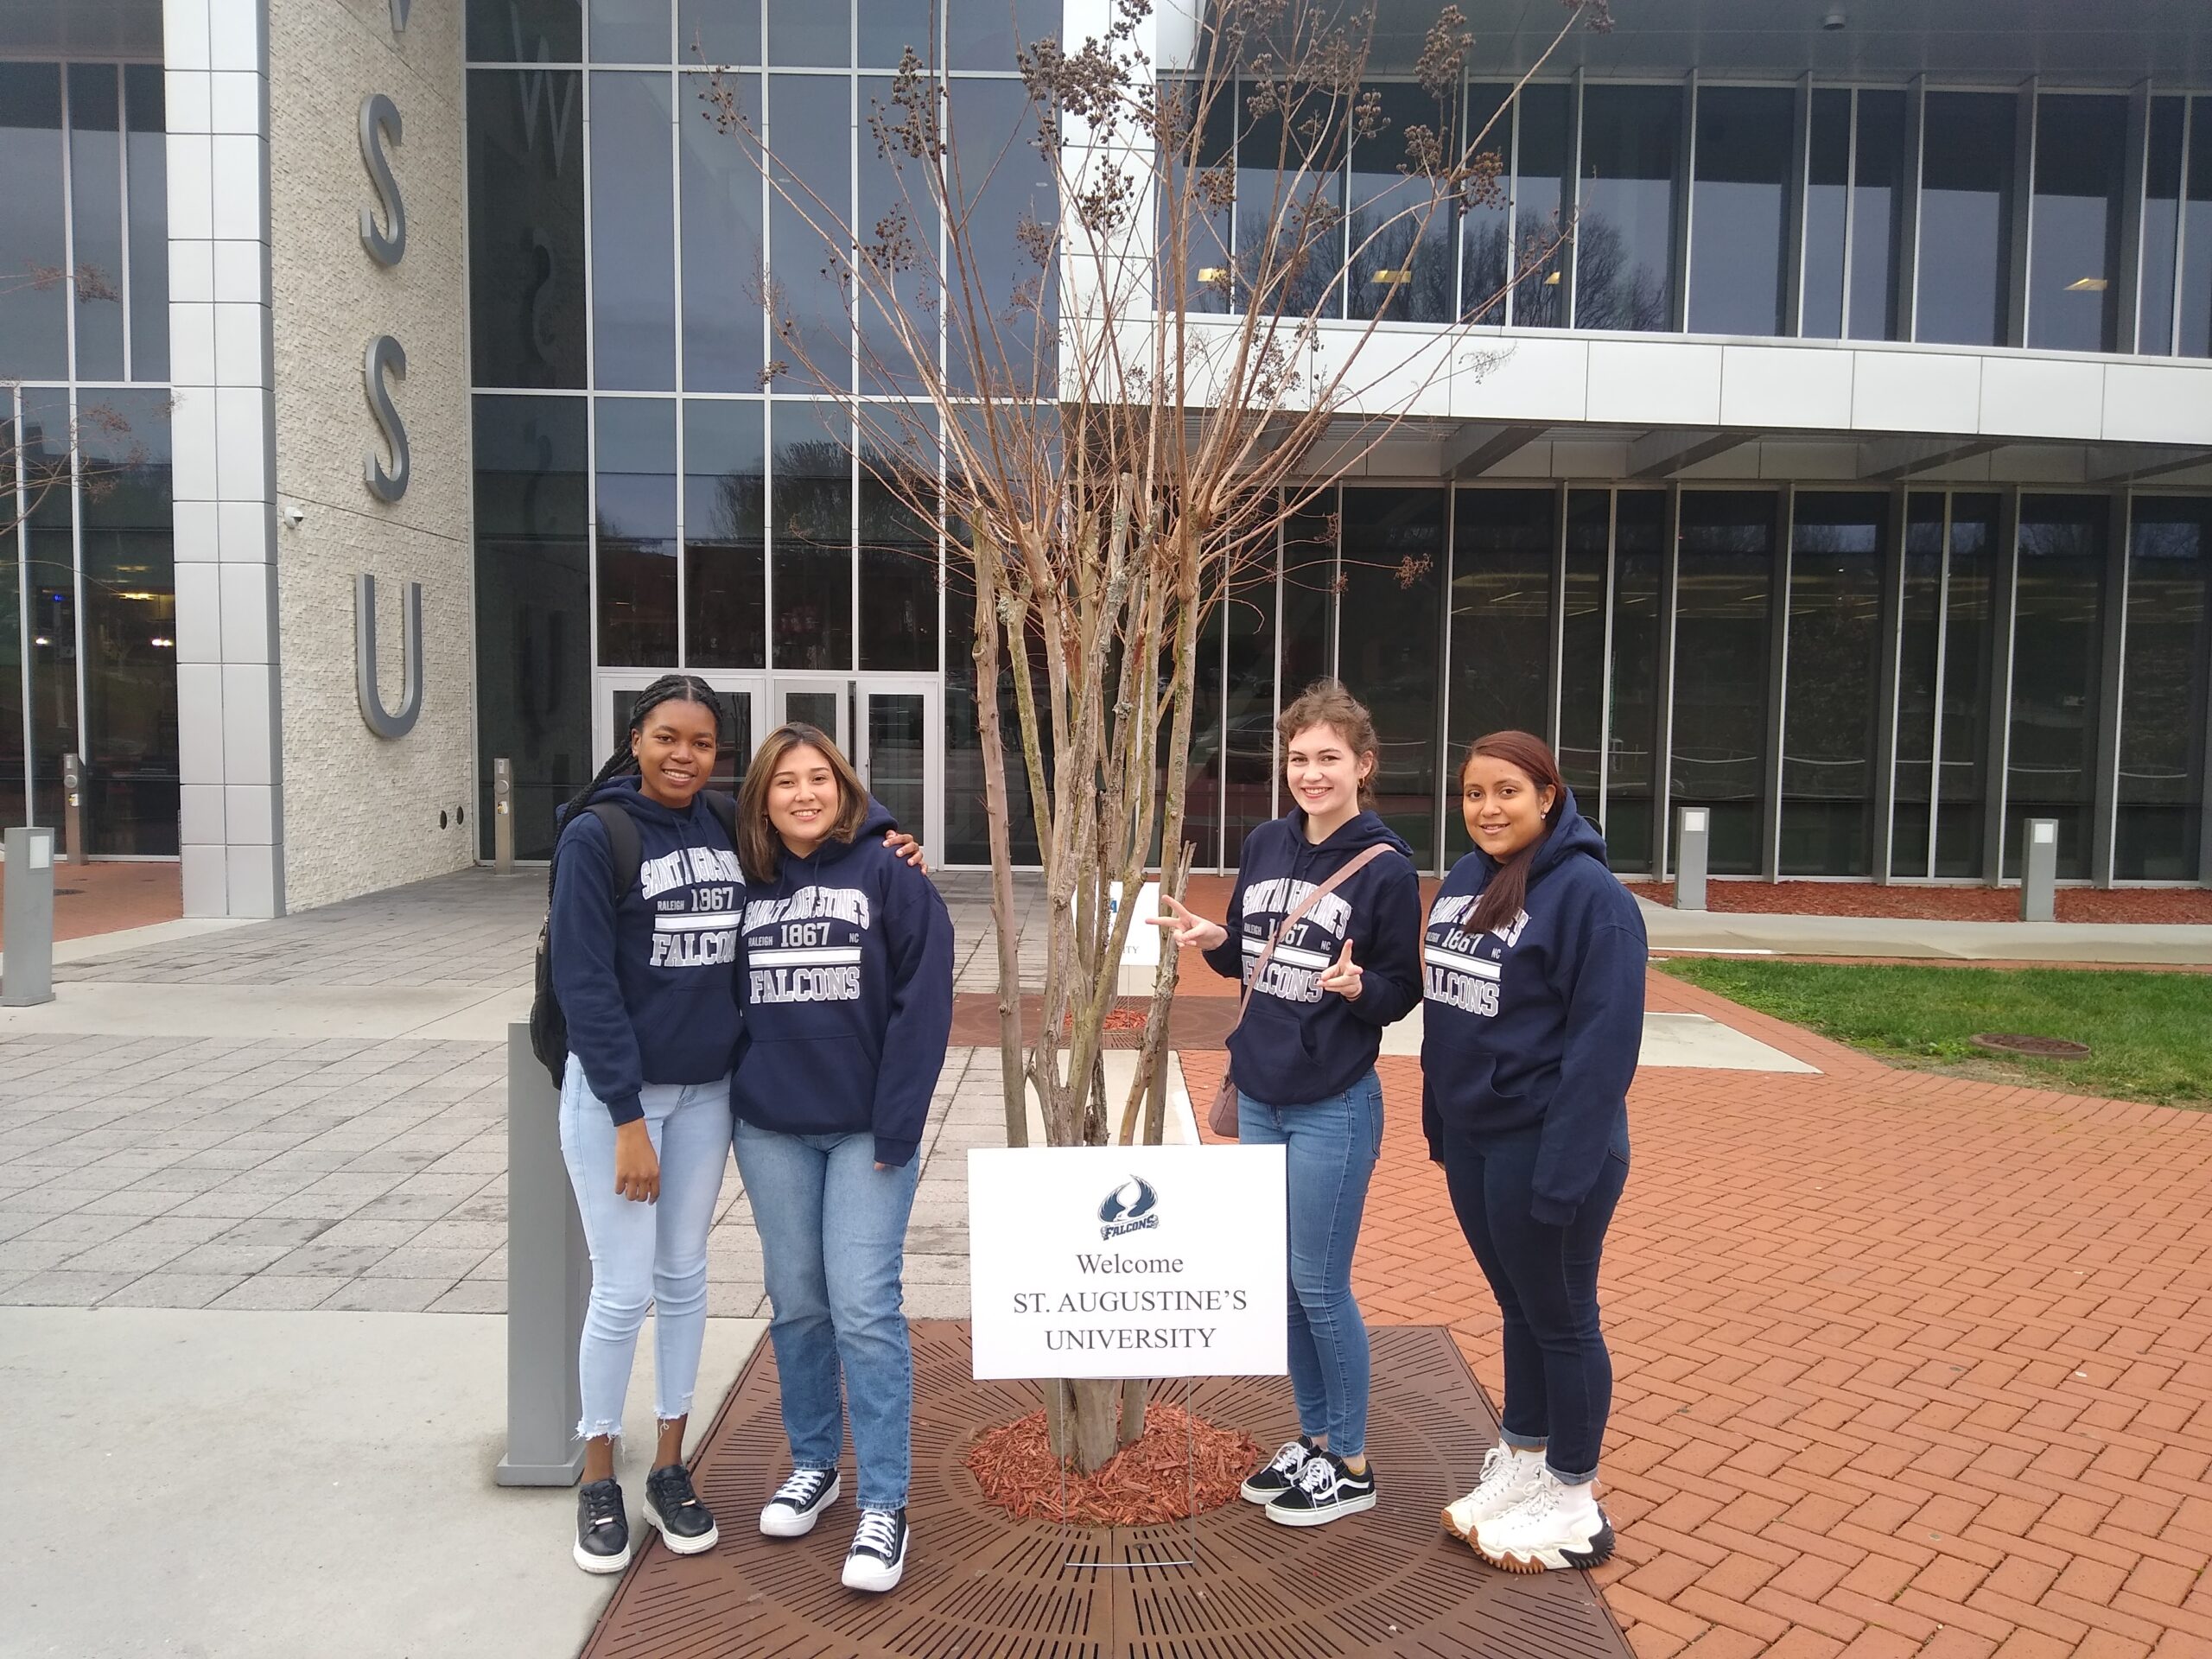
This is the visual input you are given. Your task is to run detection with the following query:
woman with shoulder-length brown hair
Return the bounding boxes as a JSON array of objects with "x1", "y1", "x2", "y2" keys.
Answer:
[{"x1": 1425, "y1": 730, "x2": 1646, "y2": 1574}]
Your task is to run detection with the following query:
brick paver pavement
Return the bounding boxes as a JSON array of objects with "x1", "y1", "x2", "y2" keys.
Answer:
[
  {"x1": 1183, "y1": 974, "x2": 2212, "y2": 1659},
  {"x1": 0, "y1": 857, "x2": 181, "y2": 947}
]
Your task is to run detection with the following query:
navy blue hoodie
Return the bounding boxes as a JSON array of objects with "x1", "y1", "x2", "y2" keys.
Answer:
[
  {"x1": 731, "y1": 798, "x2": 955, "y2": 1168},
  {"x1": 1200, "y1": 808, "x2": 1423, "y2": 1106},
  {"x1": 1420, "y1": 790, "x2": 1647, "y2": 1224},
  {"x1": 551, "y1": 776, "x2": 746, "y2": 1126}
]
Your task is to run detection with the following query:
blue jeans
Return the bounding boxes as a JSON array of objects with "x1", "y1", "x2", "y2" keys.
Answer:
[
  {"x1": 732, "y1": 1120, "x2": 920, "y2": 1511},
  {"x1": 1439, "y1": 1118, "x2": 1629, "y2": 1484},
  {"x1": 558, "y1": 1058, "x2": 733, "y2": 1439},
  {"x1": 1238, "y1": 1070, "x2": 1383, "y2": 1459}
]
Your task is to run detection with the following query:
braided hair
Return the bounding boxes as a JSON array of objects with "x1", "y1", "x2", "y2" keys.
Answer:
[{"x1": 547, "y1": 672, "x2": 727, "y2": 898}]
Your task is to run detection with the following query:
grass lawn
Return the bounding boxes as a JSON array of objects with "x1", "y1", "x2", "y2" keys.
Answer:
[{"x1": 1657, "y1": 959, "x2": 2212, "y2": 1108}]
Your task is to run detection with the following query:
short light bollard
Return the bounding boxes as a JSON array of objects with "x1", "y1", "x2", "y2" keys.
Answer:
[
  {"x1": 493, "y1": 757, "x2": 515, "y2": 875},
  {"x1": 3, "y1": 826, "x2": 58, "y2": 1007},
  {"x1": 496, "y1": 1022, "x2": 589, "y2": 1486},
  {"x1": 61, "y1": 753, "x2": 86, "y2": 864},
  {"x1": 1675, "y1": 806, "x2": 1709, "y2": 912},
  {"x1": 2021, "y1": 817, "x2": 2058, "y2": 923}
]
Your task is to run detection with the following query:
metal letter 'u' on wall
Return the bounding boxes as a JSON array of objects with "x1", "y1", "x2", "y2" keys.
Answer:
[{"x1": 357, "y1": 573, "x2": 424, "y2": 740}]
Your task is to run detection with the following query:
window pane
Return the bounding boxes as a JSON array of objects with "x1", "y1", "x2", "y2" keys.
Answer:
[
  {"x1": 860, "y1": 73, "x2": 938, "y2": 391},
  {"x1": 1801, "y1": 88, "x2": 1849, "y2": 340},
  {"x1": 1781, "y1": 493, "x2": 1885, "y2": 875},
  {"x1": 592, "y1": 71, "x2": 677, "y2": 389},
  {"x1": 767, "y1": 72, "x2": 850, "y2": 389},
  {"x1": 859, "y1": 0, "x2": 931, "y2": 67},
  {"x1": 79, "y1": 389, "x2": 176, "y2": 854},
  {"x1": 1849, "y1": 90, "x2": 1909, "y2": 341},
  {"x1": 1234, "y1": 91, "x2": 1344, "y2": 321},
  {"x1": 1916, "y1": 91, "x2": 2016, "y2": 347},
  {"x1": 767, "y1": 0, "x2": 847, "y2": 67},
  {"x1": 949, "y1": 0, "x2": 1057, "y2": 72},
  {"x1": 23, "y1": 395, "x2": 77, "y2": 831},
  {"x1": 1935, "y1": 494, "x2": 1998, "y2": 877},
  {"x1": 591, "y1": 0, "x2": 669, "y2": 60},
  {"x1": 0, "y1": 64, "x2": 67, "y2": 381},
  {"x1": 1557, "y1": 488, "x2": 1608, "y2": 806},
  {"x1": 944, "y1": 559, "x2": 1047, "y2": 863},
  {"x1": 2184, "y1": 96, "x2": 2212, "y2": 359},
  {"x1": 1460, "y1": 83, "x2": 1510, "y2": 323},
  {"x1": 1688, "y1": 86, "x2": 1791, "y2": 338},
  {"x1": 2005, "y1": 495, "x2": 2104, "y2": 880},
  {"x1": 1575, "y1": 83, "x2": 1680, "y2": 332},
  {"x1": 67, "y1": 66, "x2": 126, "y2": 381},
  {"x1": 2028, "y1": 94, "x2": 2125, "y2": 353},
  {"x1": 1182, "y1": 574, "x2": 1227, "y2": 869},
  {"x1": 469, "y1": 68, "x2": 588, "y2": 389},
  {"x1": 2139, "y1": 96, "x2": 2185, "y2": 354},
  {"x1": 1281, "y1": 493, "x2": 1335, "y2": 696},
  {"x1": 858, "y1": 417, "x2": 938, "y2": 671},
  {"x1": 680, "y1": 69, "x2": 763, "y2": 391},
  {"x1": 1161, "y1": 77, "x2": 1236, "y2": 317},
  {"x1": 1224, "y1": 537, "x2": 1277, "y2": 863},
  {"x1": 1671, "y1": 492, "x2": 1777, "y2": 874},
  {"x1": 470, "y1": 0, "x2": 582, "y2": 60},
  {"x1": 1446, "y1": 488, "x2": 1554, "y2": 861},
  {"x1": 124, "y1": 65, "x2": 167, "y2": 381},
  {"x1": 1511, "y1": 83, "x2": 1573, "y2": 327},
  {"x1": 1605, "y1": 492, "x2": 1665, "y2": 871},
  {"x1": 1347, "y1": 82, "x2": 1455, "y2": 324},
  {"x1": 0, "y1": 410, "x2": 21, "y2": 828},
  {"x1": 772, "y1": 399, "x2": 851, "y2": 668},
  {"x1": 679, "y1": 0, "x2": 757, "y2": 64},
  {"x1": 948, "y1": 75, "x2": 1055, "y2": 391},
  {"x1": 2118, "y1": 498, "x2": 2210, "y2": 880},
  {"x1": 1891, "y1": 494, "x2": 1945, "y2": 876},
  {"x1": 596, "y1": 397, "x2": 679, "y2": 664},
  {"x1": 1338, "y1": 488, "x2": 1444, "y2": 866},
  {"x1": 683, "y1": 397, "x2": 764, "y2": 667}
]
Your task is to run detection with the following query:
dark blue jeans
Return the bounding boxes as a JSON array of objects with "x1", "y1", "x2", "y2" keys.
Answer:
[{"x1": 1440, "y1": 1119, "x2": 1629, "y2": 1484}]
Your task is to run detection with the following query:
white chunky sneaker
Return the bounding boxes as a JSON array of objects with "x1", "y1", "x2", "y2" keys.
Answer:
[
  {"x1": 841, "y1": 1507, "x2": 910, "y2": 1592},
  {"x1": 1473, "y1": 1467, "x2": 1616, "y2": 1573},
  {"x1": 759, "y1": 1467, "x2": 841, "y2": 1538},
  {"x1": 1442, "y1": 1442, "x2": 1546, "y2": 1542}
]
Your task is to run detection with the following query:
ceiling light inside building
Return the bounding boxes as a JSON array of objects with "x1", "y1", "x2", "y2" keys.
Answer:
[
  {"x1": 1544, "y1": 271, "x2": 1561, "y2": 285},
  {"x1": 1197, "y1": 267, "x2": 1225, "y2": 282},
  {"x1": 1372, "y1": 268, "x2": 1411, "y2": 284},
  {"x1": 2066, "y1": 276, "x2": 2109, "y2": 291}
]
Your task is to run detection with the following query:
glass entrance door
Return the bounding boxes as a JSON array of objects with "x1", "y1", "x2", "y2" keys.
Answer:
[
  {"x1": 856, "y1": 678, "x2": 940, "y2": 855},
  {"x1": 773, "y1": 677, "x2": 849, "y2": 753},
  {"x1": 594, "y1": 671, "x2": 767, "y2": 798}
]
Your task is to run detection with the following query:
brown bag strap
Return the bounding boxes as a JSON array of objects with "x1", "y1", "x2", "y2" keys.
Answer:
[{"x1": 1225, "y1": 842, "x2": 1394, "y2": 1040}]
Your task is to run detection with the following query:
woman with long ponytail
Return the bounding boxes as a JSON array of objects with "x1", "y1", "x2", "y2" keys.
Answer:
[{"x1": 1422, "y1": 731, "x2": 1646, "y2": 1574}]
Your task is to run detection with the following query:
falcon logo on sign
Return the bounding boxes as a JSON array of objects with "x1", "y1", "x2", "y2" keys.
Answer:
[{"x1": 1098, "y1": 1176, "x2": 1160, "y2": 1239}]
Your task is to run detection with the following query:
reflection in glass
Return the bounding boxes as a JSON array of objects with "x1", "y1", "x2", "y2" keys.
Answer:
[
  {"x1": 0, "y1": 64, "x2": 67, "y2": 381},
  {"x1": 0, "y1": 408, "x2": 20, "y2": 828},
  {"x1": 1281, "y1": 493, "x2": 1336, "y2": 696},
  {"x1": 683, "y1": 398, "x2": 765, "y2": 668},
  {"x1": 768, "y1": 72, "x2": 851, "y2": 389},
  {"x1": 1605, "y1": 493, "x2": 1664, "y2": 872},
  {"x1": 124, "y1": 65, "x2": 166, "y2": 380},
  {"x1": 2141, "y1": 97, "x2": 2184, "y2": 355},
  {"x1": 469, "y1": 0, "x2": 582, "y2": 60},
  {"x1": 1347, "y1": 82, "x2": 1456, "y2": 324},
  {"x1": 2006, "y1": 495, "x2": 2104, "y2": 880},
  {"x1": 1166, "y1": 77, "x2": 1236, "y2": 317},
  {"x1": 1781, "y1": 493, "x2": 1885, "y2": 874},
  {"x1": 591, "y1": 71, "x2": 677, "y2": 389},
  {"x1": 2185, "y1": 98, "x2": 2212, "y2": 358},
  {"x1": 67, "y1": 66, "x2": 126, "y2": 381},
  {"x1": 1446, "y1": 489, "x2": 1554, "y2": 861},
  {"x1": 767, "y1": 0, "x2": 847, "y2": 67},
  {"x1": 1849, "y1": 91, "x2": 1908, "y2": 341},
  {"x1": 1670, "y1": 493, "x2": 1777, "y2": 874},
  {"x1": 861, "y1": 74, "x2": 938, "y2": 391},
  {"x1": 1916, "y1": 92, "x2": 2016, "y2": 348},
  {"x1": 868, "y1": 692, "x2": 929, "y2": 836},
  {"x1": 1223, "y1": 537, "x2": 1278, "y2": 864},
  {"x1": 1459, "y1": 84, "x2": 1511, "y2": 323},
  {"x1": 1688, "y1": 86, "x2": 1792, "y2": 338},
  {"x1": 2028, "y1": 94, "x2": 2125, "y2": 353},
  {"x1": 591, "y1": 0, "x2": 669, "y2": 62},
  {"x1": 1891, "y1": 497, "x2": 1943, "y2": 875},
  {"x1": 1511, "y1": 84, "x2": 1573, "y2": 327},
  {"x1": 944, "y1": 560, "x2": 1048, "y2": 863},
  {"x1": 22, "y1": 397, "x2": 77, "y2": 831},
  {"x1": 1575, "y1": 84, "x2": 1681, "y2": 332},
  {"x1": 949, "y1": 0, "x2": 1057, "y2": 71},
  {"x1": 1801, "y1": 89, "x2": 1849, "y2": 339},
  {"x1": 680, "y1": 69, "x2": 763, "y2": 391},
  {"x1": 949, "y1": 76, "x2": 1057, "y2": 393},
  {"x1": 2118, "y1": 498, "x2": 2210, "y2": 880},
  {"x1": 595, "y1": 397, "x2": 679, "y2": 664},
  {"x1": 679, "y1": 0, "x2": 758, "y2": 64},
  {"x1": 1235, "y1": 93, "x2": 1344, "y2": 321},
  {"x1": 1338, "y1": 489, "x2": 1444, "y2": 864},
  {"x1": 772, "y1": 400, "x2": 852, "y2": 669},
  {"x1": 858, "y1": 0, "x2": 932, "y2": 66},
  {"x1": 858, "y1": 421, "x2": 938, "y2": 671},
  {"x1": 1557, "y1": 489, "x2": 1608, "y2": 809},
  {"x1": 1183, "y1": 574, "x2": 1227, "y2": 868},
  {"x1": 1935, "y1": 496, "x2": 1997, "y2": 877},
  {"x1": 469, "y1": 67, "x2": 588, "y2": 389}
]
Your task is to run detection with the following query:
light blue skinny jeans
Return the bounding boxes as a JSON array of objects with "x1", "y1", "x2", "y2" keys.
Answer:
[
  {"x1": 732, "y1": 1120, "x2": 920, "y2": 1512},
  {"x1": 558, "y1": 1057, "x2": 733, "y2": 1439},
  {"x1": 1238, "y1": 1069, "x2": 1385, "y2": 1459}
]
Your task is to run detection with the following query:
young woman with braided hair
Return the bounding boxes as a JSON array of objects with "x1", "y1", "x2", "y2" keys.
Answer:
[{"x1": 549, "y1": 675, "x2": 922, "y2": 1574}]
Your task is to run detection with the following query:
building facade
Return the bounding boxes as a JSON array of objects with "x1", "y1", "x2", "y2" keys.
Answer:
[{"x1": 3, "y1": 0, "x2": 2210, "y2": 912}]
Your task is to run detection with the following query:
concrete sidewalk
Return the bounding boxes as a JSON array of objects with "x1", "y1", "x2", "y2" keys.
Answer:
[{"x1": 1639, "y1": 899, "x2": 2212, "y2": 964}]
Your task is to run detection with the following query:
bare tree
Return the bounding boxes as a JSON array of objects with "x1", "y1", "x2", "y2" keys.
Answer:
[{"x1": 709, "y1": 0, "x2": 1610, "y2": 1471}]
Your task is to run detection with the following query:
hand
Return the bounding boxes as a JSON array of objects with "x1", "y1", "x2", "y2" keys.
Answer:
[
  {"x1": 1318, "y1": 938, "x2": 1363, "y2": 1001},
  {"x1": 884, "y1": 830, "x2": 927, "y2": 873},
  {"x1": 1147, "y1": 893, "x2": 1228, "y2": 951},
  {"x1": 613, "y1": 1120, "x2": 661, "y2": 1204}
]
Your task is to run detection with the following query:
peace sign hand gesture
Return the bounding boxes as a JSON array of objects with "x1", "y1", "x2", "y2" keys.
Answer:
[
  {"x1": 1147, "y1": 893, "x2": 1228, "y2": 952},
  {"x1": 1317, "y1": 937, "x2": 1363, "y2": 1001}
]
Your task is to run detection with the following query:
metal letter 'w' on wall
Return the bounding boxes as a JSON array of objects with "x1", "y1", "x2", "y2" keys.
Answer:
[{"x1": 356, "y1": 574, "x2": 423, "y2": 740}]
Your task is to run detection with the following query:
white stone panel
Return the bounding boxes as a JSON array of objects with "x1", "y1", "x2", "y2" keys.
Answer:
[
  {"x1": 1456, "y1": 334, "x2": 1590, "y2": 423},
  {"x1": 1849, "y1": 349, "x2": 1982, "y2": 434},
  {"x1": 209, "y1": 134, "x2": 268, "y2": 242},
  {"x1": 1587, "y1": 339, "x2": 1723, "y2": 426},
  {"x1": 172, "y1": 561, "x2": 222, "y2": 666},
  {"x1": 1720, "y1": 343, "x2": 1853, "y2": 429},
  {"x1": 2100, "y1": 362, "x2": 2212, "y2": 446},
  {"x1": 165, "y1": 131, "x2": 214, "y2": 241},
  {"x1": 178, "y1": 784, "x2": 226, "y2": 848},
  {"x1": 1980, "y1": 355, "x2": 2104, "y2": 440}
]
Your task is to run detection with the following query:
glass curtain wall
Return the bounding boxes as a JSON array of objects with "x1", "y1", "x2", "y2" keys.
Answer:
[
  {"x1": 2027, "y1": 94, "x2": 2126, "y2": 353},
  {"x1": 1670, "y1": 493, "x2": 1777, "y2": 874},
  {"x1": 1891, "y1": 493, "x2": 1998, "y2": 879},
  {"x1": 1688, "y1": 86, "x2": 1794, "y2": 337},
  {"x1": 1916, "y1": 92, "x2": 2018, "y2": 346},
  {"x1": 1780, "y1": 493, "x2": 1885, "y2": 874},
  {"x1": 2006, "y1": 495, "x2": 2107, "y2": 879},
  {"x1": 1445, "y1": 489, "x2": 1555, "y2": 860},
  {"x1": 1338, "y1": 489, "x2": 1446, "y2": 865},
  {"x1": 1575, "y1": 84, "x2": 1681, "y2": 331},
  {"x1": 2118, "y1": 498, "x2": 2212, "y2": 880}
]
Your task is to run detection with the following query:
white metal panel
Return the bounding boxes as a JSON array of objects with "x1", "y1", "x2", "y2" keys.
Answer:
[
  {"x1": 1720, "y1": 342, "x2": 1853, "y2": 429},
  {"x1": 1848, "y1": 347, "x2": 1982, "y2": 433},
  {"x1": 1979, "y1": 354, "x2": 2105, "y2": 439},
  {"x1": 1587, "y1": 338, "x2": 1724, "y2": 425}
]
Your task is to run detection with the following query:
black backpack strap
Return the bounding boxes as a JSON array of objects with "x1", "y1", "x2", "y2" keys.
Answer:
[
  {"x1": 585, "y1": 801, "x2": 645, "y2": 903},
  {"x1": 700, "y1": 790, "x2": 739, "y2": 852}
]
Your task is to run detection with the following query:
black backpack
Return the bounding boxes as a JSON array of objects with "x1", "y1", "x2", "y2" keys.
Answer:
[{"x1": 528, "y1": 791, "x2": 741, "y2": 1088}]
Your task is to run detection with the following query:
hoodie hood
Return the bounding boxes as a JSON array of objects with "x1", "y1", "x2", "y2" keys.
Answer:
[{"x1": 585, "y1": 772, "x2": 709, "y2": 830}]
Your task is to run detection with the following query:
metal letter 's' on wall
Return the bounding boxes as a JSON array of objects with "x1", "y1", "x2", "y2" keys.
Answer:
[
  {"x1": 359, "y1": 94, "x2": 406, "y2": 266},
  {"x1": 356, "y1": 574, "x2": 424, "y2": 740},
  {"x1": 363, "y1": 335, "x2": 410, "y2": 501}
]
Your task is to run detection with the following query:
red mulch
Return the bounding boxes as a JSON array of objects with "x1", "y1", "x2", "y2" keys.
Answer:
[
  {"x1": 1632, "y1": 880, "x2": 2212, "y2": 924},
  {"x1": 965, "y1": 1402, "x2": 1263, "y2": 1526}
]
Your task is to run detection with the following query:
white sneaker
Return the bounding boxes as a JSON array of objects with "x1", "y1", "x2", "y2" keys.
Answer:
[
  {"x1": 841, "y1": 1507, "x2": 910, "y2": 1592},
  {"x1": 1442, "y1": 1442, "x2": 1546, "y2": 1542},
  {"x1": 1473, "y1": 1467, "x2": 1615, "y2": 1572},
  {"x1": 759, "y1": 1467, "x2": 841, "y2": 1537}
]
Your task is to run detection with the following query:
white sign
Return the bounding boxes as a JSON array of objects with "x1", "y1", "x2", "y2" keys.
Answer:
[
  {"x1": 968, "y1": 1145, "x2": 1287, "y2": 1381},
  {"x1": 1107, "y1": 880, "x2": 1161, "y2": 967}
]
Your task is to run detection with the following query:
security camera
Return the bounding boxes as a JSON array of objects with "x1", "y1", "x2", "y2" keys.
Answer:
[
  {"x1": 279, "y1": 500, "x2": 305, "y2": 528},
  {"x1": 1821, "y1": 10, "x2": 1847, "y2": 28}
]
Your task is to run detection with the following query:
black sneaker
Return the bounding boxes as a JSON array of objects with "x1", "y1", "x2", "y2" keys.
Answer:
[
  {"x1": 1266, "y1": 1450, "x2": 1377, "y2": 1529},
  {"x1": 1240, "y1": 1436, "x2": 1318, "y2": 1505},
  {"x1": 759, "y1": 1466, "x2": 842, "y2": 1538},
  {"x1": 574, "y1": 1477, "x2": 632, "y2": 1573},
  {"x1": 644, "y1": 1462, "x2": 719, "y2": 1554},
  {"x1": 842, "y1": 1507, "x2": 910, "y2": 1592}
]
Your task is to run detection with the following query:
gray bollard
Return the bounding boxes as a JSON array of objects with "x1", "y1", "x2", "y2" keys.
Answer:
[
  {"x1": 2021, "y1": 817, "x2": 2058, "y2": 923},
  {"x1": 3, "y1": 826, "x2": 58, "y2": 1007},
  {"x1": 495, "y1": 1022, "x2": 590, "y2": 1487},
  {"x1": 1674, "y1": 806, "x2": 1709, "y2": 912},
  {"x1": 493, "y1": 757, "x2": 515, "y2": 875}
]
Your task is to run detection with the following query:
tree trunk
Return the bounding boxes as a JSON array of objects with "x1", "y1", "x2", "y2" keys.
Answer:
[{"x1": 971, "y1": 544, "x2": 1027, "y2": 1148}]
